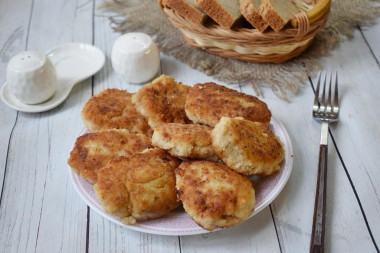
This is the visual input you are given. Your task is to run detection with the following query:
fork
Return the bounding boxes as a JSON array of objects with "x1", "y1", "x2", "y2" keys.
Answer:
[{"x1": 310, "y1": 71, "x2": 339, "y2": 253}]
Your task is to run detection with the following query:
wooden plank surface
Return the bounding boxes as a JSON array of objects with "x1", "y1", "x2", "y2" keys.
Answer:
[
  {"x1": 239, "y1": 26, "x2": 380, "y2": 252},
  {"x1": 26, "y1": 1, "x2": 95, "y2": 251},
  {"x1": 319, "y1": 28, "x2": 380, "y2": 249},
  {"x1": 0, "y1": 0, "x2": 28, "y2": 213},
  {"x1": 0, "y1": 1, "x2": 35, "y2": 251},
  {"x1": 240, "y1": 66, "x2": 376, "y2": 252},
  {"x1": 0, "y1": 0, "x2": 379, "y2": 252},
  {"x1": 0, "y1": 0, "x2": 94, "y2": 252},
  {"x1": 361, "y1": 16, "x2": 380, "y2": 62}
]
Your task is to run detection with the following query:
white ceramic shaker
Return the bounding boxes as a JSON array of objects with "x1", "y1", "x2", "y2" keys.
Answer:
[
  {"x1": 111, "y1": 33, "x2": 160, "y2": 84},
  {"x1": 6, "y1": 51, "x2": 57, "y2": 104}
]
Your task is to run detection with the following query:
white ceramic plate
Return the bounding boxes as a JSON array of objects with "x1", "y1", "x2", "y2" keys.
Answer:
[
  {"x1": 69, "y1": 117, "x2": 293, "y2": 236},
  {"x1": 1, "y1": 43, "x2": 105, "y2": 113}
]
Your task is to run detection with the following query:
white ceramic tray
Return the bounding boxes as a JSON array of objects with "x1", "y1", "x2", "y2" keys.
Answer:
[{"x1": 1, "y1": 43, "x2": 105, "y2": 113}]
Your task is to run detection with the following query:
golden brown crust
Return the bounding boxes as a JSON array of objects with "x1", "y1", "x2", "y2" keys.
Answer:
[
  {"x1": 94, "y1": 149, "x2": 181, "y2": 224},
  {"x1": 176, "y1": 160, "x2": 255, "y2": 231},
  {"x1": 67, "y1": 129, "x2": 152, "y2": 184},
  {"x1": 132, "y1": 75, "x2": 191, "y2": 129},
  {"x1": 161, "y1": 0, "x2": 207, "y2": 24},
  {"x1": 212, "y1": 117, "x2": 284, "y2": 176},
  {"x1": 125, "y1": 148, "x2": 181, "y2": 222},
  {"x1": 152, "y1": 123, "x2": 220, "y2": 161},
  {"x1": 81, "y1": 89, "x2": 152, "y2": 137},
  {"x1": 185, "y1": 82, "x2": 271, "y2": 127},
  {"x1": 94, "y1": 157, "x2": 132, "y2": 220}
]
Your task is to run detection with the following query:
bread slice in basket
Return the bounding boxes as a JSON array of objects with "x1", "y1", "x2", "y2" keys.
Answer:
[
  {"x1": 159, "y1": 0, "x2": 207, "y2": 25},
  {"x1": 260, "y1": 0, "x2": 300, "y2": 32},
  {"x1": 239, "y1": 0, "x2": 268, "y2": 32},
  {"x1": 195, "y1": 0, "x2": 242, "y2": 28}
]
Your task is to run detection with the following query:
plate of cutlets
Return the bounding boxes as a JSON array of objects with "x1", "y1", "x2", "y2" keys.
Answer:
[{"x1": 68, "y1": 74, "x2": 293, "y2": 236}]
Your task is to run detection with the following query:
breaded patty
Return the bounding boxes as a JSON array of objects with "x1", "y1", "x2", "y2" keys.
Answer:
[
  {"x1": 94, "y1": 156, "x2": 132, "y2": 221},
  {"x1": 212, "y1": 117, "x2": 284, "y2": 176},
  {"x1": 185, "y1": 82, "x2": 272, "y2": 127},
  {"x1": 81, "y1": 89, "x2": 152, "y2": 137},
  {"x1": 176, "y1": 160, "x2": 255, "y2": 231},
  {"x1": 126, "y1": 148, "x2": 181, "y2": 223},
  {"x1": 152, "y1": 123, "x2": 220, "y2": 161},
  {"x1": 94, "y1": 149, "x2": 180, "y2": 224},
  {"x1": 67, "y1": 129, "x2": 152, "y2": 184},
  {"x1": 132, "y1": 74, "x2": 191, "y2": 129}
]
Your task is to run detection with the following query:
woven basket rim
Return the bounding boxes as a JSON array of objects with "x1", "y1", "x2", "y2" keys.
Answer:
[{"x1": 160, "y1": 0, "x2": 331, "y2": 63}]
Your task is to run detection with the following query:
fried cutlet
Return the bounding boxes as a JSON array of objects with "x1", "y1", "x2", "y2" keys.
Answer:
[
  {"x1": 212, "y1": 117, "x2": 284, "y2": 176},
  {"x1": 175, "y1": 160, "x2": 255, "y2": 231},
  {"x1": 94, "y1": 156, "x2": 132, "y2": 222},
  {"x1": 94, "y1": 149, "x2": 180, "y2": 224},
  {"x1": 132, "y1": 74, "x2": 191, "y2": 129},
  {"x1": 185, "y1": 82, "x2": 272, "y2": 127},
  {"x1": 67, "y1": 129, "x2": 152, "y2": 184},
  {"x1": 124, "y1": 148, "x2": 181, "y2": 223},
  {"x1": 81, "y1": 89, "x2": 153, "y2": 137},
  {"x1": 152, "y1": 123, "x2": 220, "y2": 161}
]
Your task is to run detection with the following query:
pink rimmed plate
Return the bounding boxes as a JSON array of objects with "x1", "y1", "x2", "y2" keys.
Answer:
[{"x1": 69, "y1": 117, "x2": 293, "y2": 236}]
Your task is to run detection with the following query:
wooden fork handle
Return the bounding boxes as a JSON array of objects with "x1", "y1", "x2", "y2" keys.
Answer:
[{"x1": 310, "y1": 144, "x2": 328, "y2": 253}]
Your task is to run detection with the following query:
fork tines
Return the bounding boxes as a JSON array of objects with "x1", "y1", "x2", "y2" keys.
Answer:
[{"x1": 313, "y1": 71, "x2": 339, "y2": 121}]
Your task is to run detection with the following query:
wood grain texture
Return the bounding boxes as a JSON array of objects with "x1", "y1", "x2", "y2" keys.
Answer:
[
  {"x1": 0, "y1": 0, "x2": 94, "y2": 252},
  {"x1": 179, "y1": 209, "x2": 281, "y2": 253},
  {"x1": 240, "y1": 25, "x2": 380, "y2": 251},
  {"x1": 29, "y1": 0, "x2": 95, "y2": 250},
  {"x1": 0, "y1": 1, "x2": 34, "y2": 251},
  {"x1": 361, "y1": 16, "x2": 380, "y2": 63},
  {"x1": 0, "y1": 0, "x2": 29, "y2": 206},
  {"x1": 0, "y1": 0, "x2": 379, "y2": 252},
  {"x1": 241, "y1": 87, "x2": 377, "y2": 252},
  {"x1": 319, "y1": 28, "x2": 380, "y2": 248},
  {"x1": 310, "y1": 144, "x2": 328, "y2": 252},
  {"x1": 89, "y1": 212, "x2": 180, "y2": 253}
]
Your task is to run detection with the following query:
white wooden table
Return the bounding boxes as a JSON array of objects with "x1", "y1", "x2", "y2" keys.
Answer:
[{"x1": 1, "y1": 0, "x2": 379, "y2": 252}]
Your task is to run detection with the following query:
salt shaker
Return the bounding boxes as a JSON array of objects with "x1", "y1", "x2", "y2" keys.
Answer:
[
  {"x1": 111, "y1": 33, "x2": 160, "y2": 84},
  {"x1": 6, "y1": 51, "x2": 57, "y2": 104}
]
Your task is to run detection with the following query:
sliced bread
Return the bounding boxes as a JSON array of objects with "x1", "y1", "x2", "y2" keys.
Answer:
[
  {"x1": 240, "y1": 0, "x2": 268, "y2": 32},
  {"x1": 195, "y1": 0, "x2": 242, "y2": 29},
  {"x1": 161, "y1": 0, "x2": 207, "y2": 25},
  {"x1": 260, "y1": 0, "x2": 300, "y2": 32}
]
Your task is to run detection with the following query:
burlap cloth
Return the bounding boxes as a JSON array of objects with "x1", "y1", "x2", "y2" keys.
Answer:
[{"x1": 101, "y1": 0, "x2": 380, "y2": 100}]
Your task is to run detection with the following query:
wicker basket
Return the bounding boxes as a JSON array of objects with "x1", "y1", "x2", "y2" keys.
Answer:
[{"x1": 161, "y1": 0, "x2": 330, "y2": 63}]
